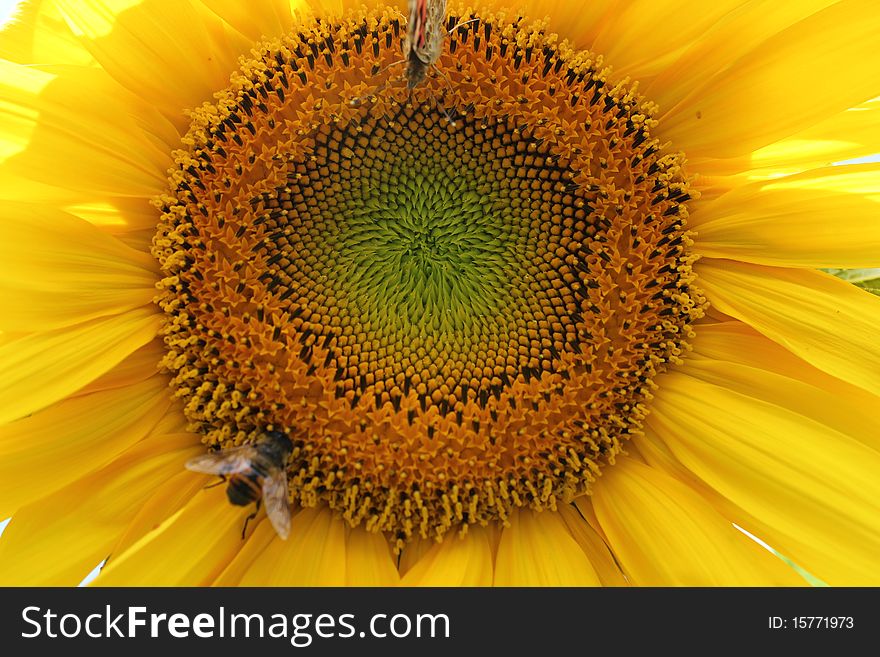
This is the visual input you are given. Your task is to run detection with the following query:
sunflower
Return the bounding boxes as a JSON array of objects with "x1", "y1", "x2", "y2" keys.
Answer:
[{"x1": 1, "y1": 0, "x2": 879, "y2": 587}]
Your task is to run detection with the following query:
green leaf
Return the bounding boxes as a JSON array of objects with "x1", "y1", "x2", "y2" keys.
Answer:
[{"x1": 824, "y1": 268, "x2": 880, "y2": 296}]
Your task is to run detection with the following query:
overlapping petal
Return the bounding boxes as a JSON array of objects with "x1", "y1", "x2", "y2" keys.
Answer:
[
  {"x1": 649, "y1": 371, "x2": 880, "y2": 585},
  {"x1": 592, "y1": 458, "x2": 804, "y2": 585},
  {"x1": 0, "y1": 433, "x2": 200, "y2": 585},
  {"x1": 660, "y1": 0, "x2": 880, "y2": 159},
  {"x1": 494, "y1": 510, "x2": 601, "y2": 586},
  {"x1": 692, "y1": 164, "x2": 880, "y2": 268},
  {"x1": 697, "y1": 260, "x2": 880, "y2": 397}
]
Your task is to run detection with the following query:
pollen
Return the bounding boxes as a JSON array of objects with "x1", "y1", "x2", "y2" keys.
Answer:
[{"x1": 152, "y1": 3, "x2": 704, "y2": 548}]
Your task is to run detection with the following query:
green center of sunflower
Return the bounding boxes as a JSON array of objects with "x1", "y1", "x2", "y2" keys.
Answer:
[{"x1": 153, "y1": 4, "x2": 703, "y2": 547}]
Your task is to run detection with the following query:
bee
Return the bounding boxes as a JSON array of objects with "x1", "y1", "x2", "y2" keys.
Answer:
[
  {"x1": 186, "y1": 430, "x2": 293, "y2": 540},
  {"x1": 403, "y1": 0, "x2": 448, "y2": 89}
]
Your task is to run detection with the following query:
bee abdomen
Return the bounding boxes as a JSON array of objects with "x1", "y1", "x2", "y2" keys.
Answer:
[{"x1": 227, "y1": 474, "x2": 261, "y2": 506}]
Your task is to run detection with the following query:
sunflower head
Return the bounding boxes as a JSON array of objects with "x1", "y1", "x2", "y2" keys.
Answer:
[
  {"x1": 2, "y1": 0, "x2": 879, "y2": 588},
  {"x1": 152, "y1": 4, "x2": 703, "y2": 547}
]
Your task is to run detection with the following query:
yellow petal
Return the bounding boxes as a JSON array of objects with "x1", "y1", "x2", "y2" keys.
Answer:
[
  {"x1": 145, "y1": 402, "x2": 190, "y2": 437},
  {"x1": 54, "y1": 0, "x2": 253, "y2": 132},
  {"x1": 0, "y1": 172, "x2": 162, "y2": 235},
  {"x1": 0, "y1": 203, "x2": 157, "y2": 331},
  {"x1": 688, "y1": 323, "x2": 880, "y2": 452},
  {"x1": 111, "y1": 461, "x2": 208, "y2": 557},
  {"x1": 0, "y1": 60, "x2": 172, "y2": 196},
  {"x1": 74, "y1": 339, "x2": 163, "y2": 396},
  {"x1": 571, "y1": 493, "x2": 602, "y2": 531},
  {"x1": 512, "y1": 0, "x2": 611, "y2": 51},
  {"x1": 558, "y1": 503, "x2": 628, "y2": 586},
  {"x1": 234, "y1": 506, "x2": 347, "y2": 586},
  {"x1": 0, "y1": 376, "x2": 171, "y2": 518},
  {"x1": 650, "y1": 372, "x2": 880, "y2": 585},
  {"x1": 494, "y1": 509, "x2": 601, "y2": 586},
  {"x1": 345, "y1": 527, "x2": 400, "y2": 586},
  {"x1": 693, "y1": 164, "x2": 880, "y2": 268},
  {"x1": 661, "y1": 0, "x2": 880, "y2": 159},
  {"x1": 0, "y1": 0, "x2": 95, "y2": 66},
  {"x1": 746, "y1": 98, "x2": 880, "y2": 176},
  {"x1": 397, "y1": 535, "x2": 435, "y2": 578},
  {"x1": 400, "y1": 527, "x2": 493, "y2": 586},
  {"x1": 0, "y1": 307, "x2": 160, "y2": 424},
  {"x1": 645, "y1": 1, "x2": 836, "y2": 121},
  {"x1": 223, "y1": 511, "x2": 369, "y2": 587},
  {"x1": 211, "y1": 516, "x2": 278, "y2": 586},
  {"x1": 96, "y1": 484, "x2": 255, "y2": 586},
  {"x1": 68, "y1": 196, "x2": 165, "y2": 234},
  {"x1": 692, "y1": 321, "x2": 879, "y2": 404},
  {"x1": 0, "y1": 432, "x2": 199, "y2": 586},
  {"x1": 697, "y1": 260, "x2": 880, "y2": 397},
  {"x1": 593, "y1": 457, "x2": 804, "y2": 585},
  {"x1": 569, "y1": 0, "x2": 747, "y2": 81},
  {"x1": 638, "y1": 420, "x2": 838, "y2": 586},
  {"x1": 199, "y1": 0, "x2": 293, "y2": 43}
]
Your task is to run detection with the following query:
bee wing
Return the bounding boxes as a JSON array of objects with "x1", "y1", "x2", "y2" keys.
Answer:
[
  {"x1": 261, "y1": 471, "x2": 291, "y2": 540},
  {"x1": 427, "y1": 0, "x2": 447, "y2": 31},
  {"x1": 185, "y1": 445, "x2": 258, "y2": 475},
  {"x1": 422, "y1": 0, "x2": 447, "y2": 61},
  {"x1": 403, "y1": 0, "x2": 421, "y2": 56}
]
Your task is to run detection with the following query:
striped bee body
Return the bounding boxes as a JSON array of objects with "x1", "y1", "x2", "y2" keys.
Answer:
[{"x1": 186, "y1": 430, "x2": 293, "y2": 539}]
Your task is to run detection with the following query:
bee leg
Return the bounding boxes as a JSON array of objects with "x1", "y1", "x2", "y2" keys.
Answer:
[
  {"x1": 425, "y1": 83, "x2": 458, "y2": 126},
  {"x1": 241, "y1": 499, "x2": 261, "y2": 540},
  {"x1": 204, "y1": 475, "x2": 227, "y2": 490},
  {"x1": 428, "y1": 67, "x2": 461, "y2": 125}
]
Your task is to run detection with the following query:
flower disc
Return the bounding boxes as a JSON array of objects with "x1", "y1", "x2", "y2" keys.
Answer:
[{"x1": 153, "y1": 6, "x2": 703, "y2": 544}]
